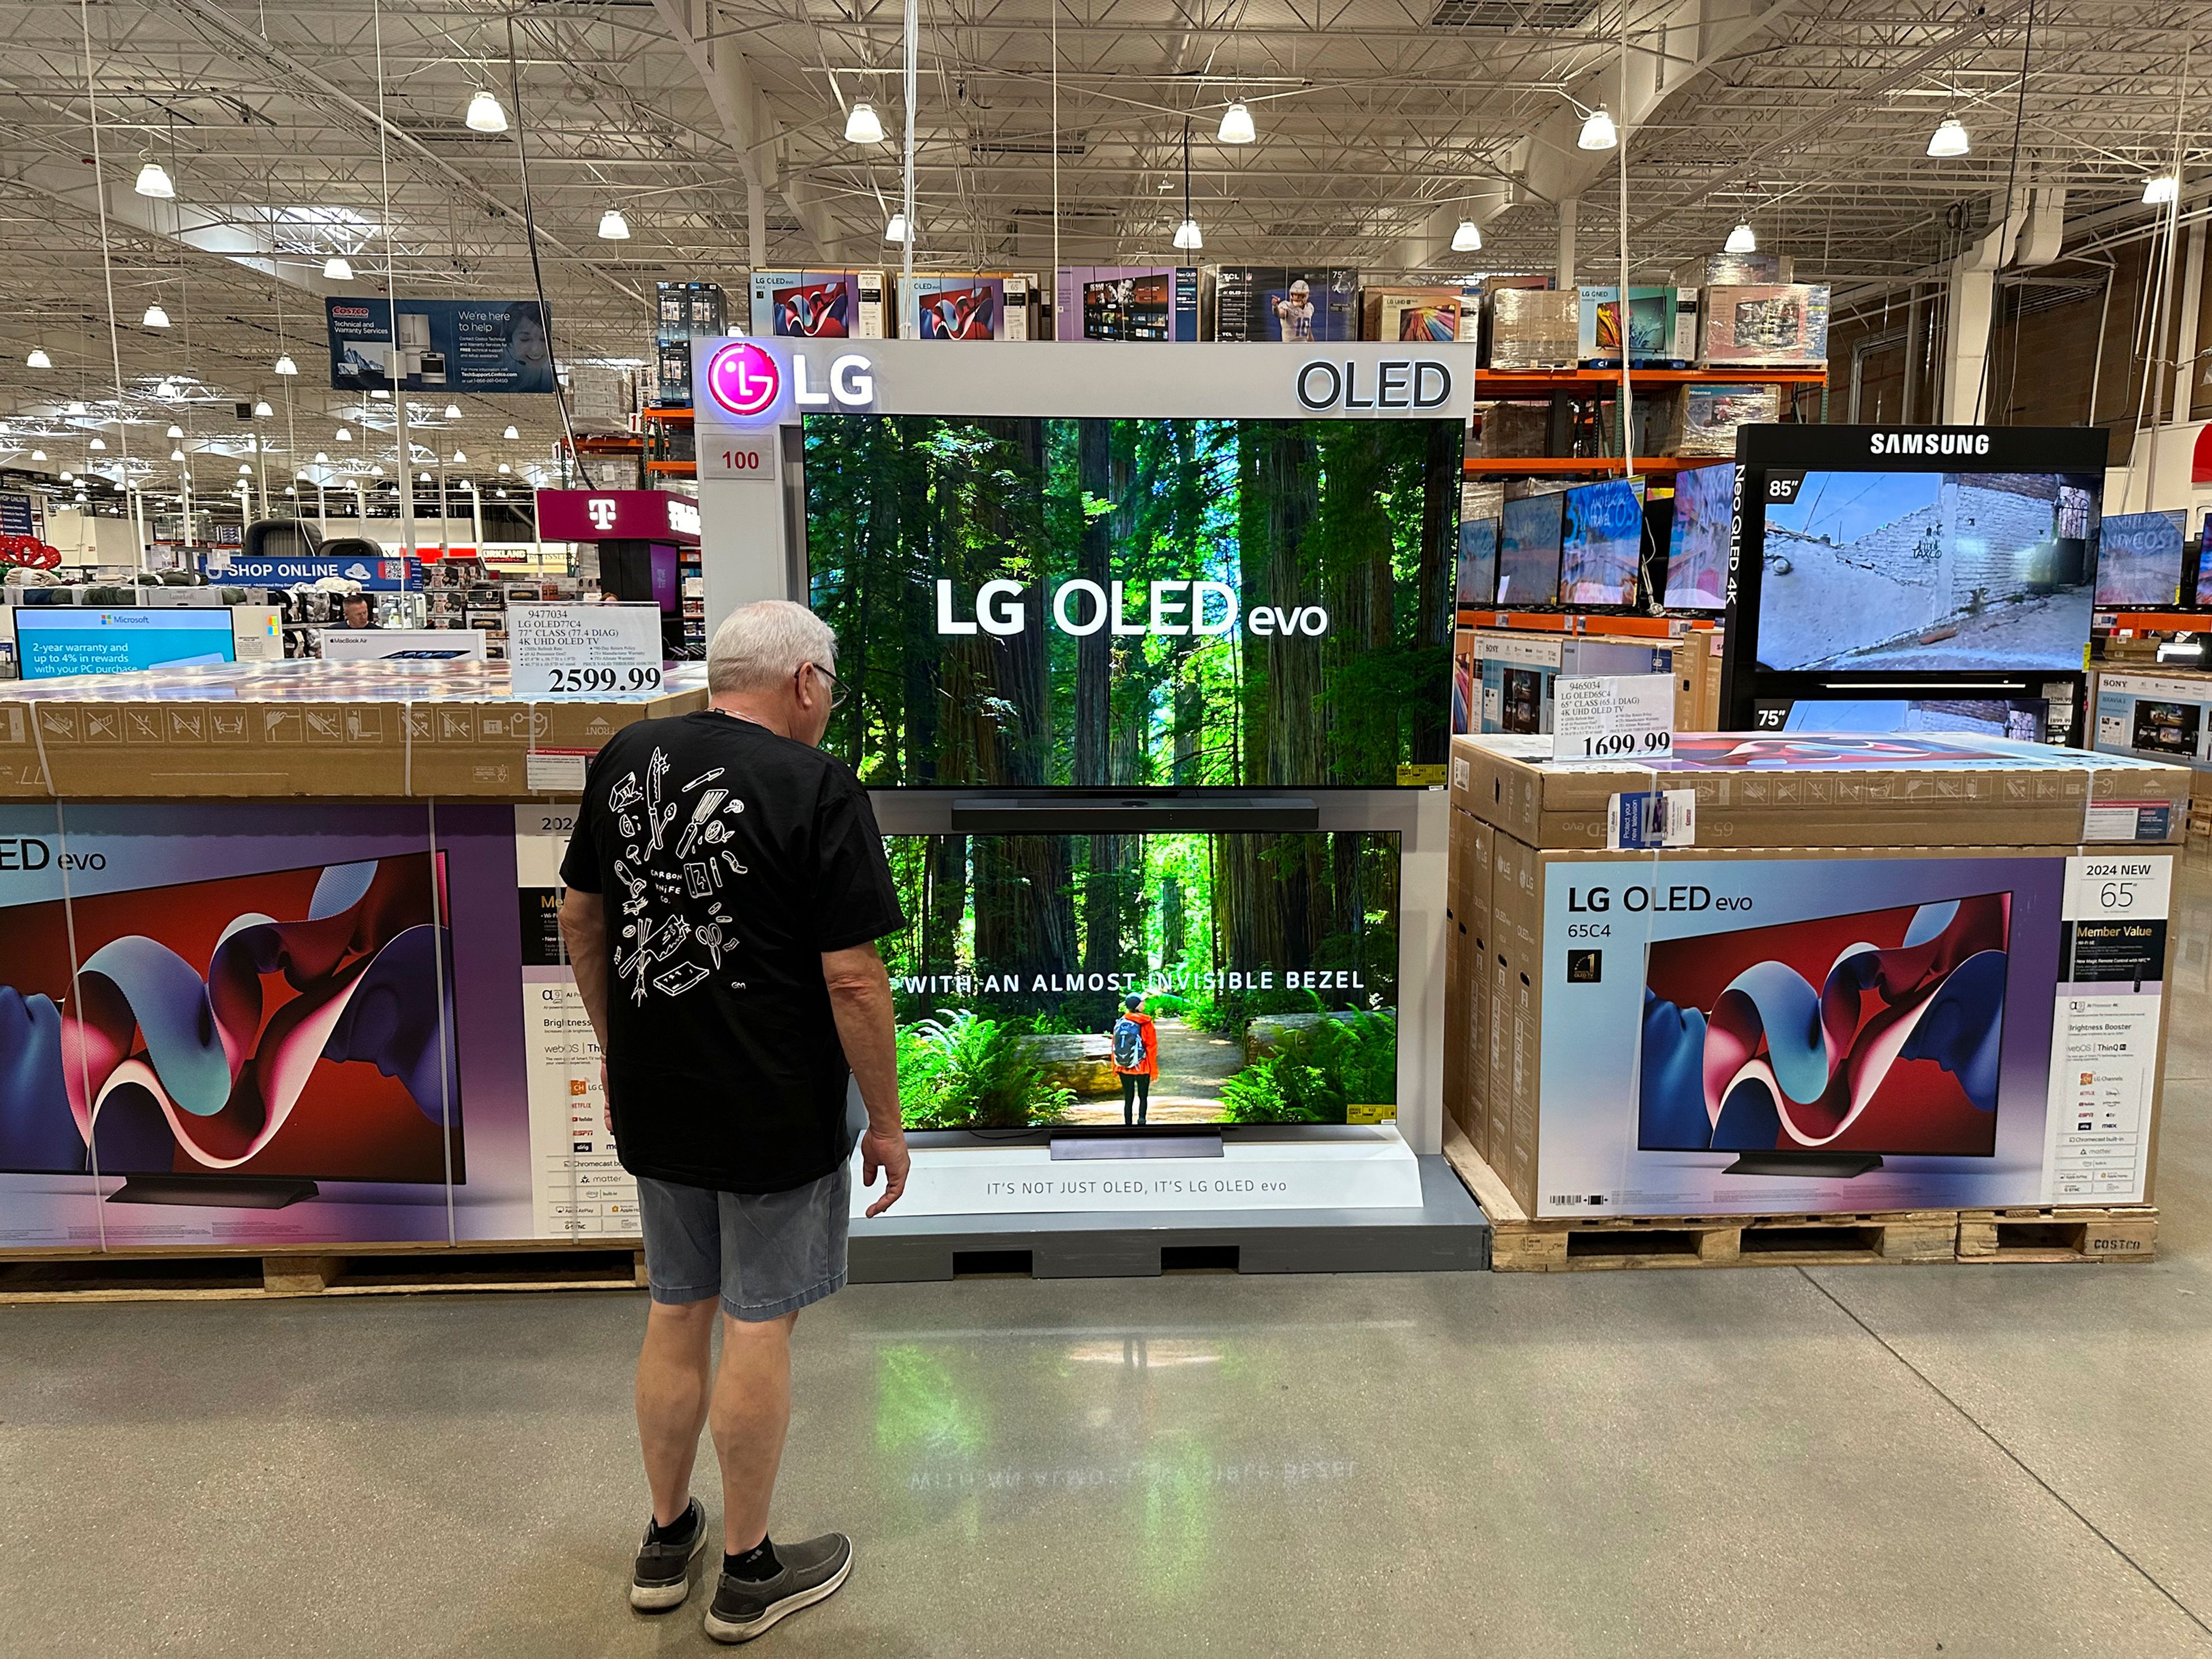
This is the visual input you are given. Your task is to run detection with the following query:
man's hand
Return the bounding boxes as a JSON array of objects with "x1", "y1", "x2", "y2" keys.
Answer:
[
  {"x1": 861, "y1": 1127, "x2": 910, "y2": 1217},
  {"x1": 601, "y1": 1060, "x2": 612, "y2": 1141}
]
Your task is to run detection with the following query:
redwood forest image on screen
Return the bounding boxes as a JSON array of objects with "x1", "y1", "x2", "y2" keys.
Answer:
[
  {"x1": 804, "y1": 415, "x2": 1461, "y2": 789},
  {"x1": 880, "y1": 831, "x2": 1399, "y2": 1131}
]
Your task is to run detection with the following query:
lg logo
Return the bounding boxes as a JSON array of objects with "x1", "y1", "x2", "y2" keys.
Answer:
[
  {"x1": 705, "y1": 341, "x2": 782, "y2": 418},
  {"x1": 585, "y1": 497, "x2": 619, "y2": 532}
]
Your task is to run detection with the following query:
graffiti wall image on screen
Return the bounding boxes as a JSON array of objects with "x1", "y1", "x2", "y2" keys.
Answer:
[
  {"x1": 0, "y1": 856, "x2": 460, "y2": 1181},
  {"x1": 879, "y1": 831, "x2": 1398, "y2": 1130},
  {"x1": 1756, "y1": 471, "x2": 2101, "y2": 671},
  {"x1": 1639, "y1": 892, "x2": 2009, "y2": 1158},
  {"x1": 805, "y1": 415, "x2": 1461, "y2": 787}
]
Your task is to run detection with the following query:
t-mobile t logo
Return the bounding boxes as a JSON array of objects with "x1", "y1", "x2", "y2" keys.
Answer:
[{"x1": 585, "y1": 497, "x2": 619, "y2": 531}]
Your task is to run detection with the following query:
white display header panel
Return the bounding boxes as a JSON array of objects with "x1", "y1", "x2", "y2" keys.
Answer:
[{"x1": 690, "y1": 337, "x2": 1476, "y2": 430}]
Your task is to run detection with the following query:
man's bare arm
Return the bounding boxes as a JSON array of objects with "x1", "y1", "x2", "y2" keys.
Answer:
[
  {"x1": 823, "y1": 941, "x2": 908, "y2": 1216},
  {"x1": 559, "y1": 889, "x2": 611, "y2": 1047}
]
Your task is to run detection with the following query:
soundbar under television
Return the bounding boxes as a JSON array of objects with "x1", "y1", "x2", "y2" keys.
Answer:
[{"x1": 804, "y1": 414, "x2": 1463, "y2": 789}]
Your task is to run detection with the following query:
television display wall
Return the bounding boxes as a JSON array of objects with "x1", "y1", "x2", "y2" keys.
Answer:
[
  {"x1": 804, "y1": 415, "x2": 1463, "y2": 788},
  {"x1": 880, "y1": 830, "x2": 1399, "y2": 1130}
]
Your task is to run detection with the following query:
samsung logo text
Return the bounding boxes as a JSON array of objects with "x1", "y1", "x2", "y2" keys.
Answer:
[{"x1": 1868, "y1": 431, "x2": 1991, "y2": 456}]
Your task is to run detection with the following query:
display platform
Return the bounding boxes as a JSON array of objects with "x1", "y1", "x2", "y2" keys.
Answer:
[{"x1": 848, "y1": 1152, "x2": 1486, "y2": 1282}]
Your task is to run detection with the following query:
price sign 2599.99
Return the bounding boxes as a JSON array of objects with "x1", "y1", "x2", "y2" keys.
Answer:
[{"x1": 547, "y1": 665, "x2": 663, "y2": 694}]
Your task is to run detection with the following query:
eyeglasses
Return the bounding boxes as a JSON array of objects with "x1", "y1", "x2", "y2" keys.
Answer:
[{"x1": 802, "y1": 662, "x2": 849, "y2": 710}]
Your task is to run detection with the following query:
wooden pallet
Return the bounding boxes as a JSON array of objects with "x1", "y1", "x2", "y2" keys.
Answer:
[
  {"x1": 0, "y1": 1242, "x2": 648, "y2": 1305},
  {"x1": 1441, "y1": 1123, "x2": 2156, "y2": 1271}
]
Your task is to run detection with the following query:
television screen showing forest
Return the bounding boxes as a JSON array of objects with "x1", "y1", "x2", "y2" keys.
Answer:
[
  {"x1": 805, "y1": 415, "x2": 1462, "y2": 788},
  {"x1": 881, "y1": 830, "x2": 1399, "y2": 1131}
]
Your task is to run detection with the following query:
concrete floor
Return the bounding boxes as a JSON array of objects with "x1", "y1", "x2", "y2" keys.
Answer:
[{"x1": 7, "y1": 874, "x2": 2212, "y2": 1656}]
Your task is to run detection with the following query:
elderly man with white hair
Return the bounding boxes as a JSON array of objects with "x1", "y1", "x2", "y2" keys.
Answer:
[{"x1": 559, "y1": 598, "x2": 909, "y2": 1643}]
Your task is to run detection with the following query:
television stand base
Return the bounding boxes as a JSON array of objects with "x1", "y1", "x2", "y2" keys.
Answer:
[
  {"x1": 1722, "y1": 1152, "x2": 1884, "y2": 1179},
  {"x1": 1051, "y1": 1134, "x2": 1224, "y2": 1162},
  {"x1": 107, "y1": 1177, "x2": 321, "y2": 1209}
]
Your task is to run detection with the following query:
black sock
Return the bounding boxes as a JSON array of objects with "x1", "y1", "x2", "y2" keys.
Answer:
[
  {"x1": 647, "y1": 1501, "x2": 698, "y2": 1546},
  {"x1": 726, "y1": 1537, "x2": 781, "y2": 1581}
]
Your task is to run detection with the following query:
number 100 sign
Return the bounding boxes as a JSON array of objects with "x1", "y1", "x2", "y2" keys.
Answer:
[{"x1": 507, "y1": 603, "x2": 666, "y2": 698}]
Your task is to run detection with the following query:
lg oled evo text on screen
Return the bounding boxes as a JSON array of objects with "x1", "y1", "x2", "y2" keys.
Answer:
[
  {"x1": 803, "y1": 414, "x2": 1463, "y2": 787},
  {"x1": 1721, "y1": 425, "x2": 2109, "y2": 728}
]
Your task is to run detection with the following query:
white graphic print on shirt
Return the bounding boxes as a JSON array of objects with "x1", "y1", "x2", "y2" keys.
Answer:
[{"x1": 608, "y1": 745, "x2": 749, "y2": 1003}]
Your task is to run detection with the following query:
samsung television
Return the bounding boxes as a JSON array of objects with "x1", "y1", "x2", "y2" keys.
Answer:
[
  {"x1": 1497, "y1": 492, "x2": 1565, "y2": 607},
  {"x1": 1559, "y1": 477, "x2": 1646, "y2": 607},
  {"x1": 879, "y1": 829, "x2": 1399, "y2": 1132},
  {"x1": 1662, "y1": 463, "x2": 1732, "y2": 611},
  {"x1": 804, "y1": 414, "x2": 1463, "y2": 788},
  {"x1": 1721, "y1": 425, "x2": 2109, "y2": 729},
  {"x1": 1639, "y1": 891, "x2": 2009, "y2": 1175},
  {"x1": 0, "y1": 854, "x2": 460, "y2": 1205}
]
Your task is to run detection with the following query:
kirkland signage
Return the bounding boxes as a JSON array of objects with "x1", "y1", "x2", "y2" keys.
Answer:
[{"x1": 325, "y1": 297, "x2": 556, "y2": 395}]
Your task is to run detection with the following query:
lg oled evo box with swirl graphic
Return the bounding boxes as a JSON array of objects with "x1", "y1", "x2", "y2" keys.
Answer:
[{"x1": 1448, "y1": 734, "x2": 2183, "y2": 1216}]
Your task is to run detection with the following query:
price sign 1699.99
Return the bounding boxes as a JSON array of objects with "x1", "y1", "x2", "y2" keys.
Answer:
[{"x1": 1570, "y1": 728, "x2": 1673, "y2": 760}]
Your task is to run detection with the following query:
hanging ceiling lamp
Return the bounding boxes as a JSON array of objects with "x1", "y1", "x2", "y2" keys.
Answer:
[
  {"x1": 143, "y1": 303, "x2": 172, "y2": 328},
  {"x1": 1926, "y1": 117, "x2": 1970, "y2": 158},
  {"x1": 502, "y1": 424, "x2": 519, "y2": 440},
  {"x1": 336, "y1": 426, "x2": 352, "y2": 441},
  {"x1": 597, "y1": 207, "x2": 631, "y2": 241},
  {"x1": 167, "y1": 425, "x2": 183, "y2": 438},
  {"x1": 844, "y1": 101, "x2": 884, "y2": 145},
  {"x1": 1577, "y1": 107, "x2": 1618, "y2": 150},
  {"x1": 323, "y1": 255, "x2": 354, "y2": 281},
  {"x1": 26, "y1": 347, "x2": 51, "y2": 369},
  {"x1": 274, "y1": 354, "x2": 299, "y2": 376},
  {"x1": 444, "y1": 403, "x2": 463, "y2": 420},
  {"x1": 884, "y1": 210, "x2": 912, "y2": 243},
  {"x1": 134, "y1": 158, "x2": 176, "y2": 199},
  {"x1": 2144, "y1": 175, "x2": 2179, "y2": 205},
  {"x1": 254, "y1": 400, "x2": 274, "y2": 418},
  {"x1": 465, "y1": 89, "x2": 508, "y2": 133},
  {"x1": 1725, "y1": 221, "x2": 1758, "y2": 253},
  {"x1": 1452, "y1": 220, "x2": 1483, "y2": 253},
  {"x1": 1217, "y1": 101, "x2": 1255, "y2": 145},
  {"x1": 1172, "y1": 119, "x2": 1203, "y2": 251}
]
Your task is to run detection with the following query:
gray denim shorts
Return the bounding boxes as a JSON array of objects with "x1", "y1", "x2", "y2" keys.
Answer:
[{"x1": 635, "y1": 1164, "x2": 851, "y2": 1322}]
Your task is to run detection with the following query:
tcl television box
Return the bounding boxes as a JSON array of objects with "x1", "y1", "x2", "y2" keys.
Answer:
[
  {"x1": 1575, "y1": 286, "x2": 1692, "y2": 367},
  {"x1": 748, "y1": 270, "x2": 889, "y2": 339},
  {"x1": 1213, "y1": 267, "x2": 1359, "y2": 342},
  {"x1": 1056, "y1": 266, "x2": 1207, "y2": 340},
  {"x1": 1699, "y1": 284, "x2": 1831, "y2": 368},
  {"x1": 1362, "y1": 286, "x2": 1467, "y2": 344},
  {"x1": 1486, "y1": 288, "x2": 1578, "y2": 370},
  {"x1": 895, "y1": 272, "x2": 1034, "y2": 340}
]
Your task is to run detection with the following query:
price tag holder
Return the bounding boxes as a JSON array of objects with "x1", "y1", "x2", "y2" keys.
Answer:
[
  {"x1": 1551, "y1": 673, "x2": 1676, "y2": 764},
  {"x1": 507, "y1": 603, "x2": 666, "y2": 698}
]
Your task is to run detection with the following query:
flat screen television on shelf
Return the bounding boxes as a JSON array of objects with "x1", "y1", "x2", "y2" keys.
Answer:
[
  {"x1": 0, "y1": 855, "x2": 460, "y2": 1195},
  {"x1": 1638, "y1": 891, "x2": 2009, "y2": 1166},
  {"x1": 14, "y1": 607, "x2": 236, "y2": 679},
  {"x1": 2094, "y1": 510, "x2": 2187, "y2": 609},
  {"x1": 1663, "y1": 463, "x2": 1732, "y2": 611},
  {"x1": 803, "y1": 415, "x2": 1463, "y2": 789},
  {"x1": 880, "y1": 829, "x2": 1399, "y2": 1132},
  {"x1": 1496, "y1": 492, "x2": 1564, "y2": 607},
  {"x1": 1455, "y1": 516, "x2": 1499, "y2": 620},
  {"x1": 1558, "y1": 476, "x2": 1646, "y2": 607},
  {"x1": 1762, "y1": 696, "x2": 2049, "y2": 743}
]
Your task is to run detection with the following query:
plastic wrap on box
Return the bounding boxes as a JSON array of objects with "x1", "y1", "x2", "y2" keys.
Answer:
[
  {"x1": 1676, "y1": 382, "x2": 1783, "y2": 456},
  {"x1": 1475, "y1": 400, "x2": 1553, "y2": 459},
  {"x1": 1700, "y1": 285, "x2": 1830, "y2": 368},
  {"x1": 1487, "y1": 288, "x2": 1578, "y2": 370}
]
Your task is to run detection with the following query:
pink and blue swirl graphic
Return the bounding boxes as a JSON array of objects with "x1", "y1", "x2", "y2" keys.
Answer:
[
  {"x1": 0, "y1": 857, "x2": 457, "y2": 1179},
  {"x1": 1640, "y1": 893, "x2": 2009, "y2": 1157}
]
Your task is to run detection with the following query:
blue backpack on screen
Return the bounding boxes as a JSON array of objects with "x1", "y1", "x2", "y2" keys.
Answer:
[{"x1": 1112, "y1": 1015, "x2": 1145, "y2": 1070}]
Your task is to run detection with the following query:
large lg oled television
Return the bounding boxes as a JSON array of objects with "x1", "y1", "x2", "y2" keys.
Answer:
[
  {"x1": 879, "y1": 829, "x2": 1399, "y2": 1131},
  {"x1": 1639, "y1": 891, "x2": 2009, "y2": 1162},
  {"x1": 0, "y1": 855, "x2": 460, "y2": 1189},
  {"x1": 804, "y1": 415, "x2": 1463, "y2": 787}
]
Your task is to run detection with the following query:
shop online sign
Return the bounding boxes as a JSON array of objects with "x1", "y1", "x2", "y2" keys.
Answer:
[{"x1": 534, "y1": 490, "x2": 702, "y2": 544}]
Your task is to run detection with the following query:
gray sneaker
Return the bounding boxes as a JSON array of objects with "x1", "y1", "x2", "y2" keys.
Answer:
[
  {"x1": 630, "y1": 1498, "x2": 709, "y2": 1611},
  {"x1": 703, "y1": 1533, "x2": 854, "y2": 1643}
]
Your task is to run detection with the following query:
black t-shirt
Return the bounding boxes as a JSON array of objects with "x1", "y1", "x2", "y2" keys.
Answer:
[{"x1": 560, "y1": 710, "x2": 904, "y2": 1192}]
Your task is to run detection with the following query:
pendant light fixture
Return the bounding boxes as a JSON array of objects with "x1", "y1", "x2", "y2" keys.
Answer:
[
  {"x1": 274, "y1": 354, "x2": 299, "y2": 376},
  {"x1": 1452, "y1": 219, "x2": 1483, "y2": 253},
  {"x1": 1926, "y1": 117, "x2": 1970, "y2": 158},
  {"x1": 156, "y1": 379, "x2": 179, "y2": 400},
  {"x1": 444, "y1": 403, "x2": 463, "y2": 421},
  {"x1": 884, "y1": 210, "x2": 912, "y2": 244},
  {"x1": 143, "y1": 302, "x2": 172, "y2": 328},
  {"x1": 2144, "y1": 175, "x2": 2179, "y2": 205},
  {"x1": 1217, "y1": 100, "x2": 1255, "y2": 145},
  {"x1": 89, "y1": 437, "x2": 107, "y2": 451},
  {"x1": 465, "y1": 89, "x2": 508, "y2": 133},
  {"x1": 844, "y1": 101, "x2": 885, "y2": 145},
  {"x1": 171, "y1": 449, "x2": 185, "y2": 461},
  {"x1": 452, "y1": 450, "x2": 467, "y2": 463},
  {"x1": 1724, "y1": 221, "x2": 1758, "y2": 253},
  {"x1": 25, "y1": 347, "x2": 51, "y2": 369},
  {"x1": 597, "y1": 207, "x2": 631, "y2": 241},
  {"x1": 1577, "y1": 107, "x2": 1618, "y2": 150},
  {"x1": 254, "y1": 400, "x2": 274, "y2": 418},
  {"x1": 134, "y1": 158, "x2": 176, "y2": 199},
  {"x1": 1172, "y1": 119, "x2": 1203, "y2": 251},
  {"x1": 336, "y1": 426, "x2": 352, "y2": 441},
  {"x1": 29, "y1": 450, "x2": 45, "y2": 463},
  {"x1": 323, "y1": 255, "x2": 354, "y2": 281},
  {"x1": 166, "y1": 425, "x2": 183, "y2": 438},
  {"x1": 502, "y1": 424, "x2": 519, "y2": 440}
]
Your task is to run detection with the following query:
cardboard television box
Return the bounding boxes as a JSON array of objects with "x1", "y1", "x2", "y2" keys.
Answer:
[
  {"x1": 1445, "y1": 733, "x2": 2188, "y2": 1217},
  {"x1": 2093, "y1": 669, "x2": 2212, "y2": 771},
  {"x1": 1470, "y1": 634, "x2": 1680, "y2": 737},
  {"x1": 1055, "y1": 266, "x2": 1207, "y2": 340},
  {"x1": 895, "y1": 273, "x2": 1035, "y2": 340},
  {"x1": 1212, "y1": 267, "x2": 1359, "y2": 342},
  {"x1": 1574, "y1": 286, "x2": 1694, "y2": 367},
  {"x1": 1699, "y1": 284, "x2": 1831, "y2": 369},
  {"x1": 1444, "y1": 805, "x2": 1495, "y2": 1156},
  {"x1": 0, "y1": 660, "x2": 707, "y2": 800},
  {"x1": 1361, "y1": 286, "x2": 1471, "y2": 344},
  {"x1": 748, "y1": 270, "x2": 889, "y2": 339},
  {"x1": 1485, "y1": 287, "x2": 1579, "y2": 371}
]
